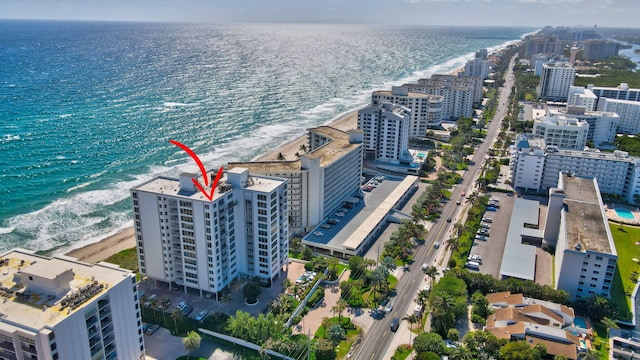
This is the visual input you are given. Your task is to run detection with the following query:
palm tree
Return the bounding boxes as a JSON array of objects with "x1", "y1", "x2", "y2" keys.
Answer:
[
  {"x1": 182, "y1": 331, "x2": 202, "y2": 360},
  {"x1": 381, "y1": 256, "x2": 396, "y2": 271},
  {"x1": 321, "y1": 316, "x2": 332, "y2": 331},
  {"x1": 171, "y1": 308, "x2": 182, "y2": 334},
  {"x1": 159, "y1": 296, "x2": 170, "y2": 325},
  {"x1": 448, "y1": 346, "x2": 474, "y2": 360},
  {"x1": 423, "y1": 265, "x2": 438, "y2": 287},
  {"x1": 445, "y1": 237, "x2": 461, "y2": 254},
  {"x1": 148, "y1": 297, "x2": 158, "y2": 322},
  {"x1": 332, "y1": 299, "x2": 348, "y2": 323},
  {"x1": 453, "y1": 222, "x2": 466, "y2": 237},
  {"x1": 577, "y1": 350, "x2": 600, "y2": 360},
  {"x1": 299, "y1": 144, "x2": 307, "y2": 154},
  {"x1": 277, "y1": 152, "x2": 286, "y2": 160},
  {"x1": 220, "y1": 292, "x2": 232, "y2": 314},
  {"x1": 404, "y1": 314, "x2": 420, "y2": 342}
]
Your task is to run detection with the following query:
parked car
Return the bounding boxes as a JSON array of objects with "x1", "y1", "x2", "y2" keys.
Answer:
[
  {"x1": 181, "y1": 305, "x2": 193, "y2": 316},
  {"x1": 177, "y1": 301, "x2": 187, "y2": 310},
  {"x1": 195, "y1": 310, "x2": 208, "y2": 322},
  {"x1": 465, "y1": 261, "x2": 481, "y2": 270},
  {"x1": 475, "y1": 235, "x2": 488, "y2": 241},
  {"x1": 486, "y1": 207, "x2": 497, "y2": 211},
  {"x1": 481, "y1": 223, "x2": 490, "y2": 229},
  {"x1": 146, "y1": 324, "x2": 160, "y2": 335},
  {"x1": 482, "y1": 217, "x2": 493, "y2": 223}
]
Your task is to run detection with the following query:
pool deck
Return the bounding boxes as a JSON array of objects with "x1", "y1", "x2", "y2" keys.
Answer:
[{"x1": 606, "y1": 205, "x2": 640, "y2": 226}]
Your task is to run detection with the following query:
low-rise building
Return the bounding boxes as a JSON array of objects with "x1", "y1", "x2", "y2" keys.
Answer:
[
  {"x1": 533, "y1": 114, "x2": 589, "y2": 150},
  {"x1": 0, "y1": 249, "x2": 144, "y2": 360}
]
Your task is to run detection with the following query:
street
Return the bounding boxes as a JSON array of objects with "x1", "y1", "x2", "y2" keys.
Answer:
[{"x1": 353, "y1": 54, "x2": 518, "y2": 360}]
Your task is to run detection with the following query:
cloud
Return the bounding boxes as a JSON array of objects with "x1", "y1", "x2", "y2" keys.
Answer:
[{"x1": 402, "y1": 0, "x2": 492, "y2": 3}]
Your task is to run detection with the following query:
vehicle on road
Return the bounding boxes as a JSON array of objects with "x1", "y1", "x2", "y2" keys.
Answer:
[
  {"x1": 390, "y1": 318, "x2": 400, "y2": 332},
  {"x1": 421, "y1": 263, "x2": 428, "y2": 271},
  {"x1": 475, "y1": 235, "x2": 487, "y2": 241},
  {"x1": 486, "y1": 207, "x2": 497, "y2": 211},
  {"x1": 195, "y1": 310, "x2": 208, "y2": 322},
  {"x1": 456, "y1": 200, "x2": 461, "y2": 205},
  {"x1": 433, "y1": 241, "x2": 440, "y2": 249},
  {"x1": 482, "y1": 217, "x2": 492, "y2": 223},
  {"x1": 446, "y1": 217, "x2": 452, "y2": 223},
  {"x1": 385, "y1": 300, "x2": 394, "y2": 313}
]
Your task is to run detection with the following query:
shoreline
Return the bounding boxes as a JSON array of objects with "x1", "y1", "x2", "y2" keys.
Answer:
[{"x1": 61, "y1": 60, "x2": 488, "y2": 264}]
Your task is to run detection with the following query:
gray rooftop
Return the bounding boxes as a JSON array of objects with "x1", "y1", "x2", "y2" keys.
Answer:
[{"x1": 499, "y1": 198, "x2": 540, "y2": 281}]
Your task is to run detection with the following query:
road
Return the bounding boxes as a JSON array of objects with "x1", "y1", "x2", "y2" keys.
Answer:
[{"x1": 354, "y1": 54, "x2": 517, "y2": 360}]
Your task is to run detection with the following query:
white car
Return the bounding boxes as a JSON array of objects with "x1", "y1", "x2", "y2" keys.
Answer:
[
  {"x1": 385, "y1": 300, "x2": 394, "y2": 313},
  {"x1": 195, "y1": 310, "x2": 208, "y2": 322}
]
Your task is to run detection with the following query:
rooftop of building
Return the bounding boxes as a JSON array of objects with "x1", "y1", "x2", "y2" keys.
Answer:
[
  {"x1": 499, "y1": 198, "x2": 540, "y2": 281},
  {"x1": 307, "y1": 126, "x2": 362, "y2": 168},
  {"x1": 133, "y1": 168, "x2": 284, "y2": 201},
  {"x1": 0, "y1": 249, "x2": 132, "y2": 329},
  {"x1": 372, "y1": 89, "x2": 441, "y2": 99},
  {"x1": 487, "y1": 291, "x2": 575, "y2": 319},
  {"x1": 302, "y1": 175, "x2": 417, "y2": 254},
  {"x1": 559, "y1": 174, "x2": 615, "y2": 255},
  {"x1": 535, "y1": 114, "x2": 589, "y2": 127}
]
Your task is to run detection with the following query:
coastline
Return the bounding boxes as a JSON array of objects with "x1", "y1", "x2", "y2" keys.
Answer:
[{"x1": 63, "y1": 64, "x2": 472, "y2": 263}]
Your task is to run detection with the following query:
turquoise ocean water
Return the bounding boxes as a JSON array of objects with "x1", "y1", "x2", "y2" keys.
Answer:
[{"x1": 0, "y1": 21, "x2": 535, "y2": 254}]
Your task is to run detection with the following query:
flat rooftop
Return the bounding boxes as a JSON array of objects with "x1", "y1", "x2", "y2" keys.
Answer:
[
  {"x1": 372, "y1": 89, "x2": 438, "y2": 99},
  {"x1": 560, "y1": 174, "x2": 613, "y2": 254},
  {"x1": 499, "y1": 198, "x2": 540, "y2": 281},
  {"x1": 0, "y1": 249, "x2": 131, "y2": 329},
  {"x1": 133, "y1": 170, "x2": 283, "y2": 201},
  {"x1": 229, "y1": 126, "x2": 361, "y2": 172},
  {"x1": 303, "y1": 175, "x2": 417, "y2": 254}
]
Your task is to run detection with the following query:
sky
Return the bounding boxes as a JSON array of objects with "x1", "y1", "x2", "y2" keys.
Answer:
[{"x1": 0, "y1": 0, "x2": 638, "y2": 28}]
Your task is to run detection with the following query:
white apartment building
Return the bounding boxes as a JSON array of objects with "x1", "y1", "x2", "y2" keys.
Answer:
[
  {"x1": 587, "y1": 83, "x2": 640, "y2": 102},
  {"x1": 464, "y1": 49, "x2": 490, "y2": 80},
  {"x1": 0, "y1": 249, "x2": 143, "y2": 360},
  {"x1": 597, "y1": 98, "x2": 640, "y2": 134},
  {"x1": 547, "y1": 174, "x2": 617, "y2": 300},
  {"x1": 131, "y1": 167, "x2": 289, "y2": 296},
  {"x1": 537, "y1": 63, "x2": 576, "y2": 102},
  {"x1": 511, "y1": 135, "x2": 547, "y2": 192},
  {"x1": 567, "y1": 86, "x2": 597, "y2": 111},
  {"x1": 371, "y1": 88, "x2": 444, "y2": 135},
  {"x1": 358, "y1": 103, "x2": 413, "y2": 164},
  {"x1": 532, "y1": 115, "x2": 589, "y2": 150},
  {"x1": 400, "y1": 75, "x2": 479, "y2": 121},
  {"x1": 550, "y1": 107, "x2": 619, "y2": 148},
  {"x1": 228, "y1": 126, "x2": 364, "y2": 235}
]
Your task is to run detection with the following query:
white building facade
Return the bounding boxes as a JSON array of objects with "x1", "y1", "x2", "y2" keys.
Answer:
[
  {"x1": 532, "y1": 115, "x2": 589, "y2": 150},
  {"x1": 358, "y1": 103, "x2": 413, "y2": 164},
  {"x1": 371, "y1": 88, "x2": 444, "y2": 135},
  {"x1": 228, "y1": 126, "x2": 364, "y2": 235},
  {"x1": 567, "y1": 86, "x2": 597, "y2": 111},
  {"x1": 510, "y1": 135, "x2": 547, "y2": 193},
  {"x1": 538, "y1": 63, "x2": 576, "y2": 102},
  {"x1": 131, "y1": 167, "x2": 289, "y2": 296},
  {"x1": 0, "y1": 249, "x2": 143, "y2": 360},
  {"x1": 587, "y1": 83, "x2": 640, "y2": 102},
  {"x1": 597, "y1": 98, "x2": 640, "y2": 135},
  {"x1": 464, "y1": 49, "x2": 490, "y2": 80}
]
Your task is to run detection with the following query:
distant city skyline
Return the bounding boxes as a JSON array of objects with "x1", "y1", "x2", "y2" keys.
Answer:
[{"x1": 1, "y1": 0, "x2": 638, "y2": 28}]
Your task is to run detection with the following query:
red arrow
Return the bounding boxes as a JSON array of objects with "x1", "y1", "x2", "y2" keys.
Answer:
[{"x1": 169, "y1": 140, "x2": 224, "y2": 201}]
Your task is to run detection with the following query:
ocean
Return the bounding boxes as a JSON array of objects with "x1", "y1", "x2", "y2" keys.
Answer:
[{"x1": 0, "y1": 20, "x2": 535, "y2": 254}]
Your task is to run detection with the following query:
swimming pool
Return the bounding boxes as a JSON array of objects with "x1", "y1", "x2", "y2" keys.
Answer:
[
  {"x1": 574, "y1": 317, "x2": 588, "y2": 329},
  {"x1": 616, "y1": 208, "x2": 635, "y2": 220}
]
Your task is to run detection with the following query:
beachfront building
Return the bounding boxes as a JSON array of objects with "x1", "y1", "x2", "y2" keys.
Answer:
[
  {"x1": 371, "y1": 88, "x2": 444, "y2": 135},
  {"x1": 567, "y1": 86, "x2": 597, "y2": 111},
  {"x1": 597, "y1": 98, "x2": 640, "y2": 134},
  {"x1": 510, "y1": 134, "x2": 640, "y2": 200},
  {"x1": 532, "y1": 54, "x2": 569, "y2": 76},
  {"x1": 358, "y1": 103, "x2": 413, "y2": 164},
  {"x1": 532, "y1": 114, "x2": 589, "y2": 150},
  {"x1": 548, "y1": 174, "x2": 618, "y2": 300},
  {"x1": 583, "y1": 40, "x2": 620, "y2": 61},
  {"x1": 131, "y1": 167, "x2": 289, "y2": 296},
  {"x1": 587, "y1": 83, "x2": 640, "y2": 102},
  {"x1": 464, "y1": 49, "x2": 490, "y2": 80},
  {"x1": 398, "y1": 74, "x2": 480, "y2": 121},
  {"x1": 538, "y1": 63, "x2": 576, "y2": 102},
  {"x1": 549, "y1": 107, "x2": 619, "y2": 148},
  {"x1": 0, "y1": 248, "x2": 144, "y2": 360},
  {"x1": 228, "y1": 126, "x2": 364, "y2": 236},
  {"x1": 525, "y1": 36, "x2": 565, "y2": 58}
]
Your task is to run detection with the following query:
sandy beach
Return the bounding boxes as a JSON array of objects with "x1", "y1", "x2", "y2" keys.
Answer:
[
  {"x1": 63, "y1": 66, "x2": 466, "y2": 264},
  {"x1": 63, "y1": 110, "x2": 361, "y2": 264}
]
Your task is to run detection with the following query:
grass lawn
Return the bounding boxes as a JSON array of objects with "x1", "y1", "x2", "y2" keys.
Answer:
[
  {"x1": 609, "y1": 223, "x2": 640, "y2": 321},
  {"x1": 391, "y1": 344, "x2": 413, "y2": 360},
  {"x1": 104, "y1": 247, "x2": 138, "y2": 272}
]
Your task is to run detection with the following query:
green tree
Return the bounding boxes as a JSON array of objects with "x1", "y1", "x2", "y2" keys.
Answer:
[
  {"x1": 423, "y1": 265, "x2": 438, "y2": 288},
  {"x1": 414, "y1": 332, "x2": 446, "y2": 356},
  {"x1": 277, "y1": 152, "x2": 286, "y2": 160},
  {"x1": 243, "y1": 282, "x2": 262, "y2": 303},
  {"x1": 415, "y1": 352, "x2": 440, "y2": 360},
  {"x1": 445, "y1": 237, "x2": 461, "y2": 254},
  {"x1": 553, "y1": 356, "x2": 568, "y2": 360},
  {"x1": 171, "y1": 307, "x2": 182, "y2": 334},
  {"x1": 159, "y1": 296, "x2": 170, "y2": 325},
  {"x1": 447, "y1": 328, "x2": 459, "y2": 342},
  {"x1": 448, "y1": 346, "x2": 473, "y2": 360},
  {"x1": 315, "y1": 338, "x2": 336, "y2": 360},
  {"x1": 577, "y1": 351, "x2": 600, "y2": 360},
  {"x1": 327, "y1": 324, "x2": 346, "y2": 344},
  {"x1": 499, "y1": 341, "x2": 540, "y2": 360},
  {"x1": 299, "y1": 144, "x2": 307, "y2": 154},
  {"x1": 471, "y1": 291, "x2": 490, "y2": 318},
  {"x1": 148, "y1": 296, "x2": 158, "y2": 322},
  {"x1": 290, "y1": 237, "x2": 302, "y2": 253},
  {"x1": 404, "y1": 314, "x2": 420, "y2": 342},
  {"x1": 572, "y1": 295, "x2": 618, "y2": 322},
  {"x1": 182, "y1": 331, "x2": 202, "y2": 360},
  {"x1": 381, "y1": 256, "x2": 396, "y2": 271},
  {"x1": 301, "y1": 246, "x2": 313, "y2": 261},
  {"x1": 533, "y1": 342, "x2": 547, "y2": 359},
  {"x1": 328, "y1": 256, "x2": 340, "y2": 280},
  {"x1": 219, "y1": 292, "x2": 232, "y2": 314},
  {"x1": 348, "y1": 256, "x2": 366, "y2": 279},
  {"x1": 332, "y1": 299, "x2": 348, "y2": 322},
  {"x1": 462, "y1": 331, "x2": 505, "y2": 359}
]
